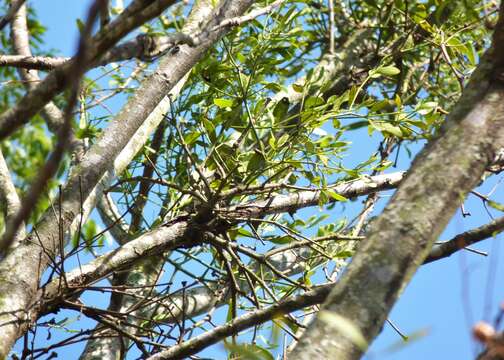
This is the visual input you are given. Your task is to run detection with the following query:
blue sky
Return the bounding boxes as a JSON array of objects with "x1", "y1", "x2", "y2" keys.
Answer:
[{"x1": 10, "y1": 1, "x2": 504, "y2": 359}]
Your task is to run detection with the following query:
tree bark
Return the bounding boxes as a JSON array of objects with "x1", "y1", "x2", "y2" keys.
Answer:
[
  {"x1": 289, "y1": 5, "x2": 504, "y2": 360},
  {"x1": 0, "y1": 0, "x2": 254, "y2": 356}
]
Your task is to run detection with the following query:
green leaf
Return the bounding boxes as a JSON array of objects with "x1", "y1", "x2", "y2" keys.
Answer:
[
  {"x1": 292, "y1": 83, "x2": 304, "y2": 93},
  {"x1": 76, "y1": 126, "x2": 100, "y2": 140},
  {"x1": 374, "y1": 65, "x2": 401, "y2": 76},
  {"x1": 463, "y1": 43, "x2": 477, "y2": 66},
  {"x1": 277, "y1": 314, "x2": 299, "y2": 333},
  {"x1": 324, "y1": 189, "x2": 348, "y2": 202},
  {"x1": 184, "y1": 131, "x2": 201, "y2": 145},
  {"x1": 76, "y1": 19, "x2": 85, "y2": 34},
  {"x1": 488, "y1": 200, "x2": 504, "y2": 212},
  {"x1": 335, "y1": 250, "x2": 353, "y2": 258},
  {"x1": 318, "y1": 189, "x2": 329, "y2": 207},
  {"x1": 382, "y1": 328, "x2": 430, "y2": 354},
  {"x1": 273, "y1": 97, "x2": 290, "y2": 120},
  {"x1": 224, "y1": 342, "x2": 274, "y2": 360},
  {"x1": 370, "y1": 121, "x2": 403, "y2": 137},
  {"x1": 213, "y1": 98, "x2": 234, "y2": 108},
  {"x1": 247, "y1": 152, "x2": 266, "y2": 172},
  {"x1": 344, "y1": 120, "x2": 368, "y2": 131},
  {"x1": 276, "y1": 133, "x2": 289, "y2": 148},
  {"x1": 268, "y1": 235, "x2": 293, "y2": 244},
  {"x1": 416, "y1": 101, "x2": 438, "y2": 115},
  {"x1": 305, "y1": 96, "x2": 325, "y2": 109}
]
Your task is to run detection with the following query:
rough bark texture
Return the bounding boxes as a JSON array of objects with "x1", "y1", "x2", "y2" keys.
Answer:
[
  {"x1": 2, "y1": 1, "x2": 504, "y2": 359},
  {"x1": 0, "y1": 0, "x2": 254, "y2": 356},
  {"x1": 10, "y1": 3, "x2": 82, "y2": 154},
  {"x1": 0, "y1": 150, "x2": 25, "y2": 248},
  {"x1": 0, "y1": 0, "x2": 179, "y2": 140},
  {"x1": 289, "y1": 7, "x2": 504, "y2": 360},
  {"x1": 35, "y1": 172, "x2": 401, "y2": 320},
  {"x1": 76, "y1": 1, "x2": 234, "y2": 358}
]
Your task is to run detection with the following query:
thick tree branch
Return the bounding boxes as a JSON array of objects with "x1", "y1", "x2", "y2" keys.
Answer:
[
  {"x1": 0, "y1": 54, "x2": 68, "y2": 71},
  {"x1": 33, "y1": 175, "x2": 504, "y2": 352},
  {"x1": 0, "y1": 0, "x2": 256, "y2": 355},
  {"x1": 146, "y1": 215, "x2": 504, "y2": 328},
  {"x1": 0, "y1": 0, "x2": 287, "y2": 73},
  {"x1": 0, "y1": 151, "x2": 20, "y2": 222},
  {"x1": 0, "y1": 0, "x2": 181, "y2": 140},
  {"x1": 78, "y1": 2, "x2": 216, "y2": 357},
  {"x1": 146, "y1": 208, "x2": 504, "y2": 327},
  {"x1": 289, "y1": 5, "x2": 504, "y2": 359},
  {"x1": 0, "y1": 0, "x2": 26, "y2": 31},
  {"x1": 0, "y1": 0, "x2": 105, "y2": 255},
  {"x1": 36, "y1": 173, "x2": 402, "y2": 318},
  {"x1": 221, "y1": 172, "x2": 404, "y2": 219},
  {"x1": 0, "y1": 150, "x2": 24, "y2": 248},
  {"x1": 136, "y1": 209, "x2": 504, "y2": 360}
]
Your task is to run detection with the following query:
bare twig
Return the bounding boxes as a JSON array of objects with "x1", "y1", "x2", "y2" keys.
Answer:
[{"x1": 146, "y1": 283, "x2": 333, "y2": 360}]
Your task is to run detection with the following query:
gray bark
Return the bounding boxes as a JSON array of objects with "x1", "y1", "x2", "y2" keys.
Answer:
[
  {"x1": 289, "y1": 6, "x2": 504, "y2": 359},
  {"x1": 0, "y1": 0, "x2": 255, "y2": 356}
]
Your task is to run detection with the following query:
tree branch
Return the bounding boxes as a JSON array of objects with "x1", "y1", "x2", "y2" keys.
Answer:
[
  {"x1": 0, "y1": 0, "x2": 181, "y2": 140},
  {"x1": 0, "y1": 150, "x2": 25, "y2": 248},
  {"x1": 0, "y1": 0, "x2": 256, "y2": 355},
  {"x1": 289, "y1": 4, "x2": 504, "y2": 359},
  {"x1": 221, "y1": 172, "x2": 404, "y2": 219},
  {"x1": 33, "y1": 177, "x2": 504, "y2": 355},
  {"x1": 0, "y1": 54, "x2": 68, "y2": 71},
  {"x1": 96, "y1": 193, "x2": 130, "y2": 244},
  {"x1": 36, "y1": 173, "x2": 401, "y2": 318},
  {"x1": 425, "y1": 216, "x2": 504, "y2": 264},
  {"x1": 146, "y1": 283, "x2": 333, "y2": 360},
  {"x1": 9, "y1": 3, "x2": 83, "y2": 154},
  {"x1": 0, "y1": 0, "x2": 26, "y2": 31},
  {"x1": 0, "y1": 0, "x2": 105, "y2": 256},
  {"x1": 140, "y1": 210, "x2": 504, "y2": 360},
  {"x1": 78, "y1": 3, "x2": 217, "y2": 357}
]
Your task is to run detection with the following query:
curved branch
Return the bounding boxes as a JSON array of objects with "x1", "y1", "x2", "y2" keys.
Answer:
[
  {"x1": 289, "y1": 5, "x2": 504, "y2": 359},
  {"x1": 0, "y1": 0, "x2": 181, "y2": 140},
  {"x1": 0, "y1": 0, "x2": 105, "y2": 255},
  {"x1": 0, "y1": 150, "x2": 24, "y2": 248},
  {"x1": 9, "y1": 3, "x2": 82, "y2": 153},
  {"x1": 37, "y1": 173, "x2": 402, "y2": 318},
  {"x1": 97, "y1": 193, "x2": 130, "y2": 244},
  {"x1": 146, "y1": 283, "x2": 333, "y2": 360},
  {"x1": 0, "y1": 0, "x2": 256, "y2": 355},
  {"x1": 425, "y1": 216, "x2": 504, "y2": 264}
]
